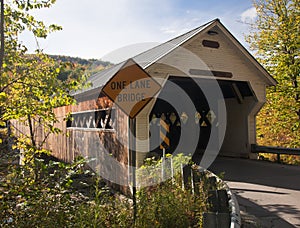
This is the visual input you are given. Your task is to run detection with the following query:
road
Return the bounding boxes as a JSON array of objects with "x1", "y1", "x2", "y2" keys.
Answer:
[{"x1": 208, "y1": 156, "x2": 300, "y2": 227}]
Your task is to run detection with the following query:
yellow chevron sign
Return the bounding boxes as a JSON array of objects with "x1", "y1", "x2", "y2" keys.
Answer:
[{"x1": 160, "y1": 119, "x2": 170, "y2": 149}]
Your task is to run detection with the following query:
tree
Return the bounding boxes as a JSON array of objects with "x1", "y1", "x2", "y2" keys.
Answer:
[
  {"x1": 246, "y1": 0, "x2": 300, "y2": 148},
  {"x1": 0, "y1": 0, "x2": 4, "y2": 74},
  {"x1": 0, "y1": 0, "x2": 84, "y2": 159}
]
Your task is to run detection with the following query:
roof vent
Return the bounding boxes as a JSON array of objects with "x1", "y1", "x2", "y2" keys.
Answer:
[
  {"x1": 202, "y1": 40, "x2": 220, "y2": 49},
  {"x1": 207, "y1": 30, "x2": 218, "y2": 35}
]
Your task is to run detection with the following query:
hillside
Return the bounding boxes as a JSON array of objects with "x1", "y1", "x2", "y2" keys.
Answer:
[{"x1": 49, "y1": 55, "x2": 112, "y2": 81}]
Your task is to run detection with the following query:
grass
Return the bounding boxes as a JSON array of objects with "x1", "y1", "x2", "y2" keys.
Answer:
[{"x1": 0, "y1": 138, "x2": 215, "y2": 227}]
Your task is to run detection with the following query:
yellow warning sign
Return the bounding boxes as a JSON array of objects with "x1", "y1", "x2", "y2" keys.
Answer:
[
  {"x1": 160, "y1": 119, "x2": 170, "y2": 149},
  {"x1": 102, "y1": 59, "x2": 161, "y2": 119}
]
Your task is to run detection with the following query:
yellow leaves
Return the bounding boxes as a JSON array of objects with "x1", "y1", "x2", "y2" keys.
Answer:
[
  {"x1": 257, "y1": 90, "x2": 300, "y2": 148},
  {"x1": 0, "y1": 1, "x2": 87, "y2": 158},
  {"x1": 0, "y1": 92, "x2": 7, "y2": 100}
]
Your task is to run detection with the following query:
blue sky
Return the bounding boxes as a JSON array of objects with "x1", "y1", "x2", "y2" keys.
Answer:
[{"x1": 20, "y1": 0, "x2": 257, "y2": 62}]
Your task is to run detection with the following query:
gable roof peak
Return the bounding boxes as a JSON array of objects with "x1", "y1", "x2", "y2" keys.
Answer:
[{"x1": 73, "y1": 19, "x2": 275, "y2": 97}]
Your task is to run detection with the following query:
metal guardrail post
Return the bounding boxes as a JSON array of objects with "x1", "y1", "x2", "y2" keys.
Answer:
[{"x1": 277, "y1": 154, "x2": 281, "y2": 163}]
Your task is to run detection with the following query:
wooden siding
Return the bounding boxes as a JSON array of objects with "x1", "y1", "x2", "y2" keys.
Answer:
[
  {"x1": 135, "y1": 112, "x2": 149, "y2": 166},
  {"x1": 11, "y1": 95, "x2": 130, "y2": 194},
  {"x1": 220, "y1": 97, "x2": 256, "y2": 157}
]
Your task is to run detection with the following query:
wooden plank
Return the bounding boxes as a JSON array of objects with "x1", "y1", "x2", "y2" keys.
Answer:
[{"x1": 232, "y1": 83, "x2": 243, "y2": 104}]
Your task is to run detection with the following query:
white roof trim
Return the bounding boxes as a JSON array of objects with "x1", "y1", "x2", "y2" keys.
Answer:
[{"x1": 142, "y1": 20, "x2": 216, "y2": 69}]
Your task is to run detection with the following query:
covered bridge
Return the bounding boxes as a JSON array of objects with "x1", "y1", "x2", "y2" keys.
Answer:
[{"x1": 15, "y1": 19, "x2": 276, "y2": 191}]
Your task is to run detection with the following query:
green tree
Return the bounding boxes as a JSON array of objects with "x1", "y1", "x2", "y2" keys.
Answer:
[
  {"x1": 0, "y1": 0, "x2": 84, "y2": 157},
  {"x1": 247, "y1": 0, "x2": 300, "y2": 148}
]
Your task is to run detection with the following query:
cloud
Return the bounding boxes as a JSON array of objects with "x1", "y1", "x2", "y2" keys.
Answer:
[
  {"x1": 19, "y1": 0, "x2": 175, "y2": 59},
  {"x1": 240, "y1": 7, "x2": 257, "y2": 22},
  {"x1": 101, "y1": 42, "x2": 160, "y2": 63},
  {"x1": 160, "y1": 27, "x2": 177, "y2": 35},
  {"x1": 19, "y1": 0, "x2": 255, "y2": 59},
  {"x1": 159, "y1": 9, "x2": 217, "y2": 38}
]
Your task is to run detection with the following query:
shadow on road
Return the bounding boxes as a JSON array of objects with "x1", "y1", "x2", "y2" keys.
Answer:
[
  {"x1": 236, "y1": 194, "x2": 297, "y2": 227},
  {"x1": 208, "y1": 156, "x2": 300, "y2": 227},
  {"x1": 209, "y1": 156, "x2": 300, "y2": 191}
]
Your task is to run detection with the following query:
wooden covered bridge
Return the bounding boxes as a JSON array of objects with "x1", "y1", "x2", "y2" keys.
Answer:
[{"x1": 13, "y1": 19, "x2": 276, "y2": 190}]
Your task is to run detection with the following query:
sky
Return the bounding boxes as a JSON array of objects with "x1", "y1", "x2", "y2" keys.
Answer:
[{"x1": 20, "y1": 0, "x2": 257, "y2": 63}]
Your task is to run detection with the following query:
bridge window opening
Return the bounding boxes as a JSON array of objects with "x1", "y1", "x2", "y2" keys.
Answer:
[{"x1": 67, "y1": 108, "x2": 116, "y2": 130}]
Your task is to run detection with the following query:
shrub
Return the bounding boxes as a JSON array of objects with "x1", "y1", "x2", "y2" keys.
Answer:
[{"x1": 0, "y1": 153, "x2": 214, "y2": 227}]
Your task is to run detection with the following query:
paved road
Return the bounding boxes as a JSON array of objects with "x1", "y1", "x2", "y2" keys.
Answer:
[{"x1": 208, "y1": 157, "x2": 300, "y2": 227}]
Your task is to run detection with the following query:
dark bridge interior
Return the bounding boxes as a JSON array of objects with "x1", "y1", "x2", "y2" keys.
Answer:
[{"x1": 149, "y1": 76, "x2": 254, "y2": 160}]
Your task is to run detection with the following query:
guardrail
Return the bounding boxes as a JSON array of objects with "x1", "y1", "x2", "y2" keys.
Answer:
[
  {"x1": 251, "y1": 144, "x2": 300, "y2": 163},
  {"x1": 200, "y1": 169, "x2": 241, "y2": 228}
]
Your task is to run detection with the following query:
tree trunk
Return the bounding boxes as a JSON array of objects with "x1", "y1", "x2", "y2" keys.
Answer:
[{"x1": 27, "y1": 114, "x2": 36, "y2": 148}]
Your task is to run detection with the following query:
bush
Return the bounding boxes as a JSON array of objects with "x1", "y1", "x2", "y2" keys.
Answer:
[
  {"x1": 0, "y1": 153, "x2": 214, "y2": 227},
  {"x1": 135, "y1": 154, "x2": 210, "y2": 227},
  {"x1": 136, "y1": 179, "x2": 207, "y2": 227},
  {"x1": 0, "y1": 155, "x2": 87, "y2": 227}
]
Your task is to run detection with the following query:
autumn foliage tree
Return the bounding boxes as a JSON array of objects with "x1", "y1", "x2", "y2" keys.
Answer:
[
  {"x1": 247, "y1": 0, "x2": 300, "y2": 149},
  {"x1": 0, "y1": 0, "x2": 84, "y2": 158}
]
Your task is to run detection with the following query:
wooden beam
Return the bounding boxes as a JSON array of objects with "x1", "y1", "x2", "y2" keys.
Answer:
[{"x1": 232, "y1": 83, "x2": 243, "y2": 104}]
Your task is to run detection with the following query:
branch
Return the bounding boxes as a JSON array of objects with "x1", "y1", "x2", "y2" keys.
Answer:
[
  {"x1": 0, "y1": 73, "x2": 29, "y2": 92},
  {"x1": 27, "y1": 114, "x2": 36, "y2": 148},
  {"x1": 38, "y1": 131, "x2": 51, "y2": 150}
]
